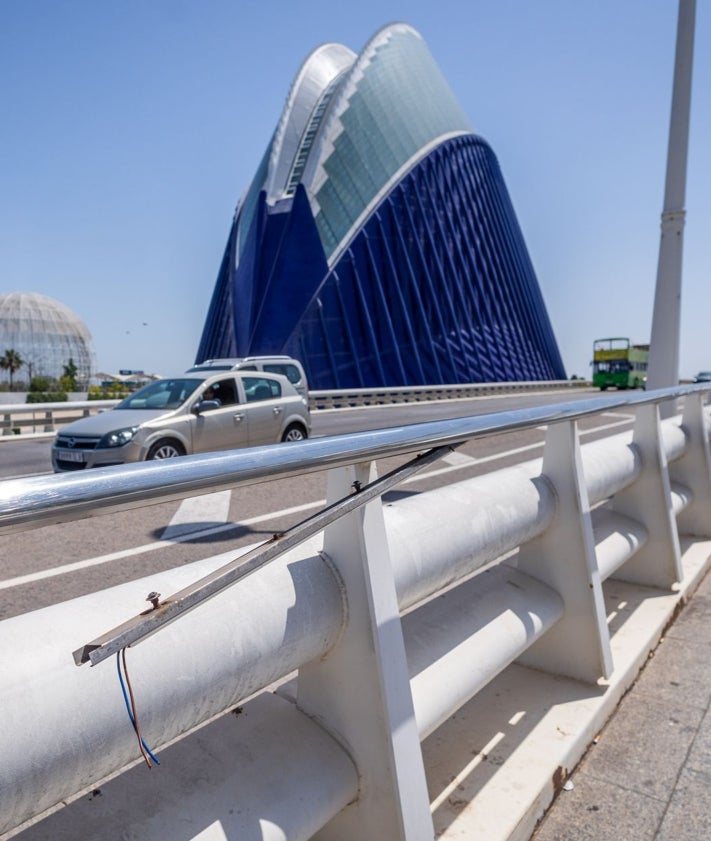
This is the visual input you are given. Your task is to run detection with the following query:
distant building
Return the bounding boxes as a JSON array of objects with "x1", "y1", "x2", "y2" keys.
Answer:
[
  {"x1": 96, "y1": 371, "x2": 159, "y2": 391},
  {"x1": 0, "y1": 292, "x2": 96, "y2": 385},
  {"x1": 197, "y1": 23, "x2": 565, "y2": 388}
]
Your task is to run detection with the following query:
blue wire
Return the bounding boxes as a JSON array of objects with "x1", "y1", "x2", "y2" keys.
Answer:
[{"x1": 116, "y1": 652, "x2": 161, "y2": 766}]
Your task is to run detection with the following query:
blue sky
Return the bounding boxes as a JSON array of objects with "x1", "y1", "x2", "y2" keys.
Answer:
[{"x1": 2, "y1": 1, "x2": 709, "y2": 380}]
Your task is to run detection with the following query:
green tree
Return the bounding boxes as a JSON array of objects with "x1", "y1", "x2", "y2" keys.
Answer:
[
  {"x1": 0, "y1": 349, "x2": 24, "y2": 389},
  {"x1": 57, "y1": 375, "x2": 74, "y2": 393},
  {"x1": 62, "y1": 358, "x2": 78, "y2": 391},
  {"x1": 30, "y1": 376, "x2": 51, "y2": 392}
]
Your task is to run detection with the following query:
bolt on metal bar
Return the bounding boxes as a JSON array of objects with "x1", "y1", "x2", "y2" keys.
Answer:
[{"x1": 73, "y1": 443, "x2": 456, "y2": 667}]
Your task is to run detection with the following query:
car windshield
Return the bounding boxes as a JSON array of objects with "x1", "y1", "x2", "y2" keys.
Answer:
[{"x1": 116, "y1": 378, "x2": 202, "y2": 410}]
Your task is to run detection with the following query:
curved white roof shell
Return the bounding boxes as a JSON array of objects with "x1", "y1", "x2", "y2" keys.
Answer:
[
  {"x1": 266, "y1": 42, "x2": 356, "y2": 202},
  {"x1": 235, "y1": 22, "x2": 473, "y2": 268}
]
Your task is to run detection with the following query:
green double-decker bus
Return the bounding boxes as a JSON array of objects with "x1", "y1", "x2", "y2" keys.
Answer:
[{"x1": 592, "y1": 338, "x2": 649, "y2": 390}]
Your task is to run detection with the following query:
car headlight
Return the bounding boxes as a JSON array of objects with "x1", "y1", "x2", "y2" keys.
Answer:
[{"x1": 99, "y1": 426, "x2": 139, "y2": 448}]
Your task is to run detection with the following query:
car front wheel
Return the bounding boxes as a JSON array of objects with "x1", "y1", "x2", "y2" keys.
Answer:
[
  {"x1": 282, "y1": 424, "x2": 307, "y2": 443},
  {"x1": 146, "y1": 439, "x2": 186, "y2": 460}
]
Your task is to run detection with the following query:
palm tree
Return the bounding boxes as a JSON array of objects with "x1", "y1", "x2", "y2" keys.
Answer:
[{"x1": 0, "y1": 349, "x2": 24, "y2": 389}]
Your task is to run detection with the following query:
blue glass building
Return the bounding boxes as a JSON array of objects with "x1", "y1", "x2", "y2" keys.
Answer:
[{"x1": 197, "y1": 23, "x2": 566, "y2": 388}]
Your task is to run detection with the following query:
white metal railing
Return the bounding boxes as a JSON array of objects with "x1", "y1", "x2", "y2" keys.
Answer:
[
  {"x1": 0, "y1": 399, "x2": 117, "y2": 437},
  {"x1": 307, "y1": 379, "x2": 588, "y2": 410},
  {"x1": 0, "y1": 380, "x2": 588, "y2": 438},
  {"x1": 0, "y1": 385, "x2": 709, "y2": 841}
]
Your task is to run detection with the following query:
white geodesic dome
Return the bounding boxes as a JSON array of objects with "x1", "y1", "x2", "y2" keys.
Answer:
[{"x1": 0, "y1": 292, "x2": 96, "y2": 385}]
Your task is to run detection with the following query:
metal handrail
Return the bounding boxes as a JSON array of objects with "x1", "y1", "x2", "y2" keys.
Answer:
[
  {"x1": 1, "y1": 382, "x2": 710, "y2": 840},
  {"x1": 73, "y1": 445, "x2": 455, "y2": 665},
  {"x1": 0, "y1": 384, "x2": 705, "y2": 535},
  {"x1": 0, "y1": 380, "x2": 588, "y2": 438},
  {"x1": 308, "y1": 378, "x2": 587, "y2": 408},
  {"x1": 0, "y1": 399, "x2": 118, "y2": 438}
]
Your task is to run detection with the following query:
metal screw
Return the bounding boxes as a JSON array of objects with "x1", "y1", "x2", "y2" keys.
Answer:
[{"x1": 146, "y1": 591, "x2": 161, "y2": 610}]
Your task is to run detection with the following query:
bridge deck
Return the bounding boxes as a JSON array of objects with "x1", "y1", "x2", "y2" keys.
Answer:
[
  {"x1": 530, "y1": 553, "x2": 711, "y2": 841},
  {"x1": 424, "y1": 538, "x2": 711, "y2": 841}
]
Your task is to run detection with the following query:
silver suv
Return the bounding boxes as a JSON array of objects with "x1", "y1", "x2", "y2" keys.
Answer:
[
  {"x1": 52, "y1": 370, "x2": 311, "y2": 472},
  {"x1": 186, "y1": 356, "x2": 308, "y2": 398}
]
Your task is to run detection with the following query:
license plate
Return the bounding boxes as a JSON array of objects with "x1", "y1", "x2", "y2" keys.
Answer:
[{"x1": 59, "y1": 450, "x2": 85, "y2": 463}]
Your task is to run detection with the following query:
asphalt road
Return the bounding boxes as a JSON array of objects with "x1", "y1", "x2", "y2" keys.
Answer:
[
  {"x1": 0, "y1": 390, "x2": 598, "y2": 480},
  {"x1": 0, "y1": 389, "x2": 633, "y2": 622}
]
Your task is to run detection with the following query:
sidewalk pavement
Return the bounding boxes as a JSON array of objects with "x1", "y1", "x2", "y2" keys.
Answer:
[{"x1": 530, "y1": 567, "x2": 711, "y2": 841}]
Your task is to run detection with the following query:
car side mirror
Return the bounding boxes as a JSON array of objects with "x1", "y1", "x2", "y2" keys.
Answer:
[{"x1": 192, "y1": 399, "x2": 220, "y2": 415}]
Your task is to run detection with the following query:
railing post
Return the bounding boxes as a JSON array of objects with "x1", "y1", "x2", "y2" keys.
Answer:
[
  {"x1": 611, "y1": 403, "x2": 682, "y2": 587},
  {"x1": 668, "y1": 392, "x2": 711, "y2": 536},
  {"x1": 2, "y1": 411, "x2": 10, "y2": 436},
  {"x1": 515, "y1": 420, "x2": 613, "y2": 682},
  {"x1": 43, "y1": 410, "x2": 53, "y2": 432},
  {"x1": 297, "y1": 462, "x2": 434, "y2": 841}
]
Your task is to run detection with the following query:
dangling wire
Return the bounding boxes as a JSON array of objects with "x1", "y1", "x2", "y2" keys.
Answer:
[{"x1": 116, "y1": 650, "x2": 160, "y2": 768}]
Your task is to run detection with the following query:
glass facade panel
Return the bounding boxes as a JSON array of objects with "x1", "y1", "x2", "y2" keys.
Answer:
[
  {"x1": 236, "y1": 142, "x2": 272, "y2": 266},
  {"x1": 0, "y1": 292, "x2": 96, "y2": 386},
  {"x1": 310, "y1": 27, "x2": 471, "y2": 260}
]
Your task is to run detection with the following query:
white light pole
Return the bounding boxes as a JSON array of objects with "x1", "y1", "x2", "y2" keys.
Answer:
[{"x1": 646, "y1": 0, "x2": 696, "y2": 409}]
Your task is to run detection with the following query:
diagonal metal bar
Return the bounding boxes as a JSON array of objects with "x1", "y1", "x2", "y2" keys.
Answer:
[{"x1": 73, "y1": 444, "x2": 456, "y2": 667}]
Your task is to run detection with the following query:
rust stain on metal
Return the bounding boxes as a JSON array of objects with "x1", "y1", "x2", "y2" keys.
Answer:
[
  {"x1": 139, "y1": 598, "x2": 174, "y2": 617},
  {"x1": 145, "y1": 591, "x2": 161, "y2": 610}
]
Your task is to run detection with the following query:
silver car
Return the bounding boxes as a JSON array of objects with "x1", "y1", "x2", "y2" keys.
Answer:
[
  {"x1": 185, "y1": 356, "x2": 308, "y2": 398},
  {"x1": 52, "y1": 371, "x2": 311, "y2": 472}
]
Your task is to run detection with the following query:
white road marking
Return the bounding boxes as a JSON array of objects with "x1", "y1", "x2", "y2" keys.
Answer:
[
  {"x1": 0, "y1": 500, "x2": 323, "y2": 591},
  {"x1": 440, "y1": 451, "x2": 477, "y2": 466},
  {"x1": 161, "y1": 491, "x2": 232, "y2": 540},
  {"x1": 537, "y1": 412, "x2": 633, "y2": 432},
  {"x1": 0, "y1": 414, "x2": 635, "y2": 590},
  {"x1": 579, "y1": 418, "x2": 634, "y2": 434}
]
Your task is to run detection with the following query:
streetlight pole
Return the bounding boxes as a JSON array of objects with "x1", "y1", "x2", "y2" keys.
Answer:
[{"x1": 646, "y1": 0, "x2": 696, "y2": 409}]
